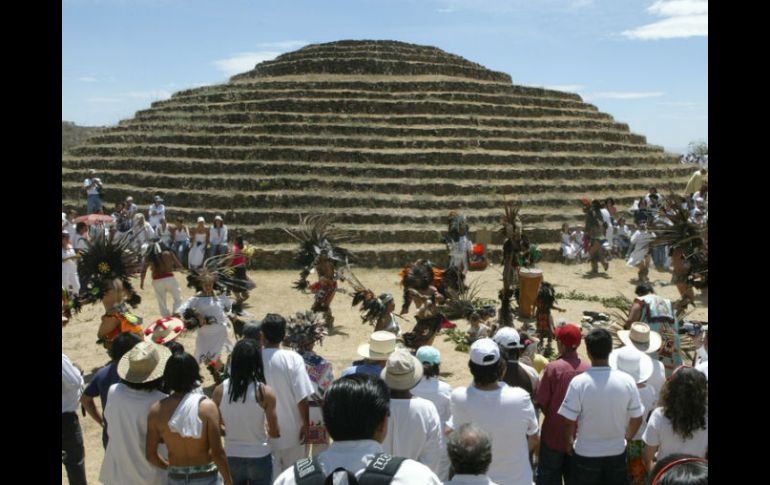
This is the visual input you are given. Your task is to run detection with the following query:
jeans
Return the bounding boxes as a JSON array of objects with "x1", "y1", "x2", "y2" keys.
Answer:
[
  {"x1": 87, "y1": 194, "x2": 102, "y2": 214},
  {"x1": 173, "y1": 240, "x2": 191, "y2": 268},
  {"x1": 62, "y1": 412, "x2": 87, "y2": 485},
  {"x1": 208, "y1": 243, "x2": 229, "y2": 259},
  {"x1": 228, "y1": 455, "x2": 273, "y2": 485},
  {"x1": 537, "y1": 442, "x2": 572, "y2": 485},
  {"x1": 651, "y1": 246, "x2": 667, "y2": 269},
  {"x1": 168, "y1": 473, "x2": 222, "y2": 485},
  {"x1": 571, "y1": 451, "x2": 629, "y2": 485}
]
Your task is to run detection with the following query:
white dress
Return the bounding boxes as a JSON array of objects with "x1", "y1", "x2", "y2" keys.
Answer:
[
  {"x1": 626, "y1": 230, "x2": 655, "y2": 267},
  {"x1": 561, "y1": 232, "x2": 578, "y2": 260},
  {"x1": 188, "y1": 232, "x2": 207, "y2": 268},
  {"x1": 177, "y1": 294, "x2": 234, "y2": 363},
  {"x1": 448, "y1": 236, "x2": 472, "y2": 271},
  {"x1": 62, "y1": 246, "x2": 80, "y2": 293}
]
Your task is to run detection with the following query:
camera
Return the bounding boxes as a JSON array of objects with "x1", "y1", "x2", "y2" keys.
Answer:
[{"x1": 678, "y1": 322, "x2": 702, "y2": 337}]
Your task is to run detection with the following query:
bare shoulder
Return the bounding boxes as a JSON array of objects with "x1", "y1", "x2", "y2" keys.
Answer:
[{"x1": 198, "y1": 397, "x2": 218, "y2": 417}]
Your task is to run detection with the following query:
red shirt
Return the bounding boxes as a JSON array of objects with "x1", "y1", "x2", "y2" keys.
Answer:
[{"x1": 535, "y1": 350, "x2": 591, "y2": 452}]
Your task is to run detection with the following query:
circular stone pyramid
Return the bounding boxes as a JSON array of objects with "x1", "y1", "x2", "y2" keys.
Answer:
[{"x1": 62, "y1": 40, "x2": 692, "y2": 268}]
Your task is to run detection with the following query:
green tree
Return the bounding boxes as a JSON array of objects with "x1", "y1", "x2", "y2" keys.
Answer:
[{"x1": 687, "y1": 140, "x2": 708, "y2": 158}]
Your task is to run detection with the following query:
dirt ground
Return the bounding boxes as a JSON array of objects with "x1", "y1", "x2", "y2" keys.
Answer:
[{"x1": 62, "y1": 260, "x2": 707, "y2": 484}]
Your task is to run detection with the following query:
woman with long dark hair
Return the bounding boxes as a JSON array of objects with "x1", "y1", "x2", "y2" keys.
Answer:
[
  {"x1": 212, "y1": 339, "x2": 280, "y2": 485},
  {"x1": 642, "y1": 367, "x2": 708, "y2": 473}
]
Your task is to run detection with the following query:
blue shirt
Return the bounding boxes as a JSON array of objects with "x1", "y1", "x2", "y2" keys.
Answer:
[
  {"x1": 84, "y1": 362, "x2": 120, "y2": 408},
  {"x1": 341, "y1": 361, "x2": 382, "y2": 378}
]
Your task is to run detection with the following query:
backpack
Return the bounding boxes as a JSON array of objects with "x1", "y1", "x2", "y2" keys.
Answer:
[{"x1": 294, "y1": 453, "x2": 406, "y2": 485}]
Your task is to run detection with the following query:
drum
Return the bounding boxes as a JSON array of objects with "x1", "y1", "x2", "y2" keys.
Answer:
[{"x1": 518, "y1": 268, "x2": 543, "y2": 318}]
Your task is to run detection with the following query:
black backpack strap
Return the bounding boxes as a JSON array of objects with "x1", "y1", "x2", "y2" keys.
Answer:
[
  {"x1": 293, "y1": 457, "x2": 326, "y2": 485},
  {"x1": 357, "y1": 453, "x2": 407, "y2": 485}
]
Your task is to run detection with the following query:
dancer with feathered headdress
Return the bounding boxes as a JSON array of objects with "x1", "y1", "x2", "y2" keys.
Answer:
[
  {"x1": 582, "y1": 198, "x2": 611, "y2": 274},
  {"x1": 285, "y1": 214, "x2": 351, "y2": 329},
  {"x1": 443, "y1": 211, "x2": 473, "y2": 274},
  {"x1": 77, "y1": 229, "x2": 145, "y2": 350},
  {"x1": 342, "y1": 266, "x2": 401, "y2": 336},
  {"x1": 399, "y1": 259, "x2": 448, "y2": 349}
]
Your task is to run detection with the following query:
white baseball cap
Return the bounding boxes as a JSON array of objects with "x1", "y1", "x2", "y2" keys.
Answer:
[
  {"x1": 469, "y1": 338, "x2": 500, "y2": 366},
  {"x1": 492, "y1": 327, "x2": 525, "y2": 349}
]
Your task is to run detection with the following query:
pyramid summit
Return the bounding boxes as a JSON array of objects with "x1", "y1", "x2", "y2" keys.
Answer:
[{"x1": 62, "y1": 40, "x2": 690, "y2": 267}]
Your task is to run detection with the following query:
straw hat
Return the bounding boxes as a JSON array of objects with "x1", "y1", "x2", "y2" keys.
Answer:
[
  {"x1": 357, "y1": 331, "x2": 397, "y2": 360},
  {"x1": 381, "y1": 349, "x2": 423, "y2": 390},
  {"x1": 144, "y1": 316, "x2": 185, "y2": 345},
  {"x1": 117, "y1": 341, "x2": 171, "y2": 384},
  {"x1": 609, "y1": 346, "x2": 654, "y2": 384},
  {"x1": 618, "y1": 322, "x2": 662, "y2": 353}
]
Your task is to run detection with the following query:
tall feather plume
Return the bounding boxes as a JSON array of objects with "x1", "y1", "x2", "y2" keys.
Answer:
[
  {"x1": 284, "y1": 214, "x2": 353, "y2": 290},
  {"x1": 76, "y1": 229, "x2": 143, "y2": 307}
]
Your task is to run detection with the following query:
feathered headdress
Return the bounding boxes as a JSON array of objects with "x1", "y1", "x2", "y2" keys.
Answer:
[
  {"x1": 283, "y1": 311, "x2": 328, "y2": 350},
  {"x1": 186, "y1": 253, "x2": 252, "y2": 295},
  {"x1": 649, "y1": 195, "x2": 708, "y2": 288},
  {"x1": 76, "y1": 229, "x2": 142, "y2": 307},
  {"x1": 441, "y1": 278, "x2": 484, "y2": 321},
  {"x1": 399, "y1": 259, "x2": 443, "y2": 290},
  {"x1": 284, "y1": 214, "x2": 351, "y2": 291},
  {"x1": 337, "y1": 266, "x2": 391, "y2": 326},
  {"x1": 500, "y1": 200, "x2": 522, "y2": 238},
  {"x1": 446, "y1": 211, "x2": 468, "y2": 242},
  {"x1": 537, "y1": 282, "x2": 557, "y2": 310}
]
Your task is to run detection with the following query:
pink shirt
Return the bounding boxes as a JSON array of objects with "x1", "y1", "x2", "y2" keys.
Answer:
[
  {"x1": 231, "y1": 245, "x2": 246, "y2": 266},
  {"x1": 535, "y1": 350, "x2": 590, "y2": 452}
]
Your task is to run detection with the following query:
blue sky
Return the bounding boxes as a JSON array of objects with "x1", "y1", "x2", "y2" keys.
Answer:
[{"x1": 62, "y1": 0, "x2": 707, "y2": 154}]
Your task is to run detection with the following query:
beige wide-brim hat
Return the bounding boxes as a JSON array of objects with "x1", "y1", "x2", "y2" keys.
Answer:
[
  {"x1": 618, "y1": 322, "x2": 662, "y2": 353},
  {"x1": 117, "y1": 341, "x2": 172, "y2": 384},
  {"x1": 609, "y1": 346, "x2": 654, "y2": 384},
  {"x1": 357, "y1": 331, "x2": 397, "y2": 360},
  {"x1": 381, "y1": 349, "x2": 424, "y2": 390}
]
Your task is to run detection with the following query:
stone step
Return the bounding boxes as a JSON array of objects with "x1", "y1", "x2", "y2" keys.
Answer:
[
  {"x1": 66, "y1": 145, "x2": 672, "y2": 165},
  {"x1": 137, "y1": 98, "x2": 609, "y2": 120},
  {"x1": 62, "y1": 157, "x2": 688, "y2": 179},
  {"x1": 61, "y1": 183, "x2": 675, "y2": 211},
  {"x1": 224, "y1": 242, "x2": 563, "y2": 269},
  {"x1": 121, "y1": 111, "x2": 627, "y2": 131},
  {"x1": 232, "y1": 58, "x2": 512, "y2": 83},
  {"x1": 81, "y1": 133, "x2": 657, "y2": 154},
  {"x1": 158, "y1": 89, "x2": 592, "y2": 111},
  {"x1": 61, "y1": 168, "x2": 685, "y2": 197},
  {"x1": 178, "y1": 78, "x2": 581, "y2": 102},
  {"x1": 99, "y1": 123, "x2": 646, "y2": 144}
]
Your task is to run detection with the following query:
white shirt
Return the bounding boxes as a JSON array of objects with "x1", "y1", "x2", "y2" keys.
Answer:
[
  {"x1": 62, "y1": 246, "x2": 77, "y2": 273},
  {"x1": 219, "y1": 380, "x2": 271, "y2": 458},
  {"x1": 148, "y1": 204, "x2": 165, "y2": 227},
  {"x1": 695, "y1": 361, "x2": 708, "y2": 380},
  {"x1": 411, "y1": 377, "x2": 453, "y2": 428},
  {"x1": 261, "y1": 347, "x2": 315, "y2": 450},
  {"x1": 646, "y1": 358, "x2": 666, "y2": 405},
  {"x1": 558, "y1": 367, "x2": 643, "y2": 457},
  {"x1": 84, "y1": 177, "x2": 102, "y2": 195},
  {"x1": 156, "y1": 224, "x2": 173, "y2": 246},
  {"x1": 634, "y1": 385, "x2": 657, "y2": 440},
  {"x1": 210, "y1": 225, "x2": 228, "y2": 245},
  {"x1": 382, "y1": 397, "x2": 442, "y2": 474},
  {"x1": 273, "y1": 439, "x2": 441, "y2": 485},
  {"x1": 99, "y1": 383, "x2": 168, "y2": 485},
  {"x1": 61, "y1": 354, "x2": 83, "y2": 413},
  {"x1": 450, "y1": 383, "x2": 538, "y2": 485},
  {"x1": 642, "y1": 407, "x2": 708, "y2": 460},
  {"x1": 445, "y1": 475, "x2": 498, "y2": 485}
]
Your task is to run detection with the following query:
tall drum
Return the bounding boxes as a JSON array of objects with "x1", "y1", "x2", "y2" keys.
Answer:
[{"x1": 518, "y1": 268, "x2": 543, "y2": 318}]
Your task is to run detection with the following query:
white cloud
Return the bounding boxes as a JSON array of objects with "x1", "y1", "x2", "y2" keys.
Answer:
[
  {"x1": 87, "y1": 97, "x2": 122, "y2": 104},
  {"x1": 544, "y1": 84, "x2": 586, "y2": 92},
  {"x1": 213, "y1": 51, "x2": 282, "y2": 76},
  {"x1": 78, "y1": 76, "x2": 98, "y2": 83},
  {"x1": 623, "y1": 0, "x2": 707, "y2": 40},
  {"x1": 584, "y1": 91, "x2": 665, "y2": 100},
  {"x1": 124, "y1": 90, "x2": 171, "y2": 100},
  {"x1": 256, "y1": 40, "x2": 308, "y2": 50}
]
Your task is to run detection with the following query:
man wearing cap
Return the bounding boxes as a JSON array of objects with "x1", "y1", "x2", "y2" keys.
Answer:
[
  {"x1": 84, "y1": 169, "x2": 103, "y2": 214},
  {"x1": 534, "y1": 323, "x2": 590, "y2": 485},
  {"x1": 99, "y1": 341, "x2": 171, "y2": 485},
  {"x1": 380, "y1": 349, "x2": 443, "y2": 475},
  {"x1": 125, "y1": 195, "x2": 139, "y2": 220},
  {"x1": 341, "y1": 330, "x2": 397, "y2": 377},
  {"x1": 148, "y1": 195, "x2": 166, "y2": 230},
  {"x1": 558, "y1": 328, "x2": 643, "y2": 485},
  {"x1": 618, "y1": 322, "x2": 666, "y2": 401},
  {"x1": 450, "y1": 338, "x2": 540, "y2": 485},
  {"x1": 493, "y1": 327, "x2": 539, "y2": 398}
]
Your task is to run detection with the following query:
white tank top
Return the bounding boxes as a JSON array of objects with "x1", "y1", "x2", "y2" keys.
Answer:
[{"x1": 219, "y1": 379, "x2": 271, "y2": 458}]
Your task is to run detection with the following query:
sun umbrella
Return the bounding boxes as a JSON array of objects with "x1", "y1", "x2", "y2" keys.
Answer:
[{"x1": 73, "y1": 214, "x2": 115, "y2": 225}]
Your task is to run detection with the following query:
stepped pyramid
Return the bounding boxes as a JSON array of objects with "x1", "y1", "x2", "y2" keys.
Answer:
[{"x1": 62, "y1": 40, "x2": 691, "y2": 268}]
